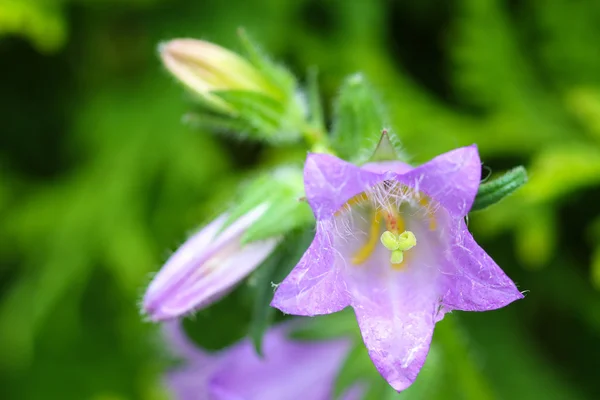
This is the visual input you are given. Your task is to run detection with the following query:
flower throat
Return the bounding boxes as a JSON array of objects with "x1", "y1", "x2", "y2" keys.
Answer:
[{"x1": 351, "y1": 204, "x2": 417, "y2": 269}]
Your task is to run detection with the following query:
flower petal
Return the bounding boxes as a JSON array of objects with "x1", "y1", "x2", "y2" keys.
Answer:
[
  {"x1": 162, "y1": 320, "x2": 208, "y2": 361},
  {"x1": 304, "y1": 153, "x2": 383, "y2": 219},
  {"x1": 144, "y1": 205, "x2": 275, "y2": 321},
  {"x1": 351, "y1": 281, "x2": 439, "y2": 392},
  {"x1": 153, "y1": 238, "x2": 278, "y2": 320},
  {"x1": 346, "y1": 219, "x2": 445, "y2": 392},
  {"x1": 271, "y1": 221, "x2": 351, "y2": 315},
  {"x1": 162, "y1": 321, "x2": 218, "y2": 399},
  {"x1": 361, "y1": 160, "x2": 413, "y2": 174},
  {"x1": 144, "y1": 214, "x2": 228, "y2": 310},
  {"x1": 395, "y1": 145, "x2": 481, "y2": 217},
  {"x1": 442, "y1": 220, "x2": 524, "y2": 311},
  {"x1": 208, "y1": 326, "x2": 351, "y2": 400}
]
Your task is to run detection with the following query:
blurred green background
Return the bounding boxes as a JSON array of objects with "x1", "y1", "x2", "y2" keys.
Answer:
[{"x1": 1, "y1": 0, "x2": 600, "y2": 399}]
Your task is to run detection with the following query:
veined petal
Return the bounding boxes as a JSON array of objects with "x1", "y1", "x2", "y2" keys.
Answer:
[
  {"x1": 441, "y1": 220, "x2": 524, "y2": 311},
  {"x1": 395, "y1": 145, "x2": 481, "y2": 217},
  {"x1": 144, "y1": 205, "x2": 276, "y2": 321},
  {"x1": 304, "y1": 153, "x2": 383, "y2": 219},
  {"x1": 154, "y1": 238, "x2": 278, "y2": 319},
  {"x1": 145, "y1": 214, "x2": 228, "y2": 303},
  {"x1": 208, "y1": 326, "x2": 351, "y2": 400},
  {"x1": 353, "y1": 302, "x2": 436, "y2": 392},
  {"x1": 346, "y1": 217, "x2": 445, "y2": 392},
  {"x1": 271, "y1": 220, "x2": 351, "y2": 315}
]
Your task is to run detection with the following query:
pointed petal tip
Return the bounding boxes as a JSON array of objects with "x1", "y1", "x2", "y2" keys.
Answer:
[
  {"x1": 269, "y1": 291, "x2": 313, "y2": 317},
  {"x1": 142, "y1": 298, "x2": 181, "y2": 322},
  {"x1": 394, "y1": 144, "x2": 483, "y2": 217},
  {"x1": 158, "y1": 39, "x2": 190, "y2": 58},
  {"x1": 368, "y1": 348, "x2": 425, "y2": 392},
  {"x1": 157, "y1": 41, "x2": 169, "y2": 55}
]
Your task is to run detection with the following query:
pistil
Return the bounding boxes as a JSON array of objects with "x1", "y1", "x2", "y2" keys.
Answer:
[{"x1": 380, "y1": 229, "x2": 417, "y2": 268}]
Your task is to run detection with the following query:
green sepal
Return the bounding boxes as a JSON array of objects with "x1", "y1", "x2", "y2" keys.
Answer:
[
  {"x1": 368, "y1": 130, "x2": 399, "y2": 162},
  {"x1": 237, "y1": 29, "x2": 307, "y2": 145},
  {"x1": 248, "y1": 228, "x2": 315, "y2": 355},
  {"x1": 183, "y1": 111, "x2": 257, "y2": 136},
  {"x1": 223, "y1": 166, "x2": 314, "y2": 243},
  {"x1": 237, "y1": 28, "x2": 296, "y2": 97},
  {"x1": 210, "y1": 90, "x2": 303, "y2": 144},
  {"x1": 472, "y1": 166, "x2": 528, "y2": 211},
  {"x1": 243, "y1": 199, "x2": 313, "y2": 243},
  {"x1": 331, "y1": 73, "x2": 403, "y2": 163}
]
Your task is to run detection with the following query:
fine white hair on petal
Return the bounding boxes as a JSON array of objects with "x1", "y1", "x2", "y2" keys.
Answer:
[{"x1": 332, "y1": 180, "x2": 442, "y2": 231}]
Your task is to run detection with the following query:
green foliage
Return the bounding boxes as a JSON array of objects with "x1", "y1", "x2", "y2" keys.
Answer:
[
  {"x1": 472, "y1": 166, "x2": 528, "y2": 212},
  {"x1": 331, "y1": 74, "x2": 403, "y2": 163},
  {"x1": 223, "y1": 166, "x2": 314, "y2": 243},
  {"x1": 0, "y1": 0, "x2": 67, "y2": 52}
]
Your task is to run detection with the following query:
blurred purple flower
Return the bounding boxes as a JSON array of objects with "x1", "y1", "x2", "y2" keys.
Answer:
[
  {"x1": 143, "y1": 205, "x2": 278, "y2": 321},
  {"x1": 271, "y1": 146, "x2": 524, "y2": 391},
  {"x1": 163, "y1": 321, "x2": 362, "y2": 400}
]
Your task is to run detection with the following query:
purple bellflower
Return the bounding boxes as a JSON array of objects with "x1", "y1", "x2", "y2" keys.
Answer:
[
  {"x1": 271, "y1": 145, "x2": 524, "y2": 391},
  {"x1": 163, "y1": 321, "x2": 362, "y2": 400},
  {"x1": 144, "y1": 205, "x2": 278, "y2": 321}
]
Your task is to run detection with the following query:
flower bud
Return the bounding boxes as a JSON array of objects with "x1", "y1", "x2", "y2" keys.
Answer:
[
  {"x1": 159, "y1": 39, "x2": 280, "y2": 112},
  {"x1": 143, "y1": 204, "x2": 278, "y2": 321}
]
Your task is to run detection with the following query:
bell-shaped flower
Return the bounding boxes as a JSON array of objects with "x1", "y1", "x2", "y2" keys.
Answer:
[
  {"x1": 162, "y1": 320, "x2": 362, "y2": 400},
  {"x1": 160, "y1": 39, "x2": 282, "y2": 113},
  {"x1": 271, "y1": 145, "x2": 524, "y2": 391},
  {"x1": 143, "y1": 205, "x2": 278, "y2": 321}
]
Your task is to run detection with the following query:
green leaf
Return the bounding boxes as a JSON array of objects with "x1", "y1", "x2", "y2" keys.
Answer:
[
  {"x1": 592, "y1": 240, "x2": 600, "y2": 290},
  {"x1": 306, "y1": 66, "x2": 326, "y2": 134},
  {"x1": 183, "y1": 112, "x2": 254, "y2": 136},
  {"x1": 434, "y1": 318, "x2": 495, "y2": 400},
  {"x1": 235, "y1": 30, "x2": 310, "y2": 145},
  {"x1": 237, "y1": 28, "x2": 296, "y2": 97},
  {"x1": 515, "y1": 206, "x2": 556, "y2": 269},
  {"x1": 243, "y1": 199, "x2": 313, "y2": 243},
  {"x1": 222, "y1": 166, "x2": 314, "y2": 243},
  {"x1": 521, "y1": 144, "x2": 600, "y2": 202},
  {"x1": 289, "y1": 309, "x2": 360, "y2": 341},
  {"x1": 212, "y1": 90, "x2": 299, "y2": 143},
  {"x1": 248, "y1": 228, "x2": 315, "y2": 354},
  {"x1": 0, "y1": 0, "x2": 67, "y2": 53},
  {"x1": 207, "y1": 89, "x2": 304, "y2": 144},
  {"x1": 331, "y1": 73, "x2": 403, "y2": 163},
  {"x1": 472, "y1": 166, "x2": 528, "y2": 211}
]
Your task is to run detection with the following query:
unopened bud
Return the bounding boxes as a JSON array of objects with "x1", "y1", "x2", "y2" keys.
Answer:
[
  {"x1": 143, "y1": 204, "x2": 278, "y2": 321},
  {"x1": 160, "y1": 39, "x2": 280, "y2": 112}
]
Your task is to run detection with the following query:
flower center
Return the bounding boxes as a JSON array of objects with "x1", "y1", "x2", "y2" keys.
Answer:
[
  {"x1": 337, "y1": 181, "x2": 438, "y2": 270},
  {"x1": 380, "y1": 230, "x2": 417, "y2": 265},
  {"x1": 350, "y1": 205, "x2": 417, "y2": 269}
]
